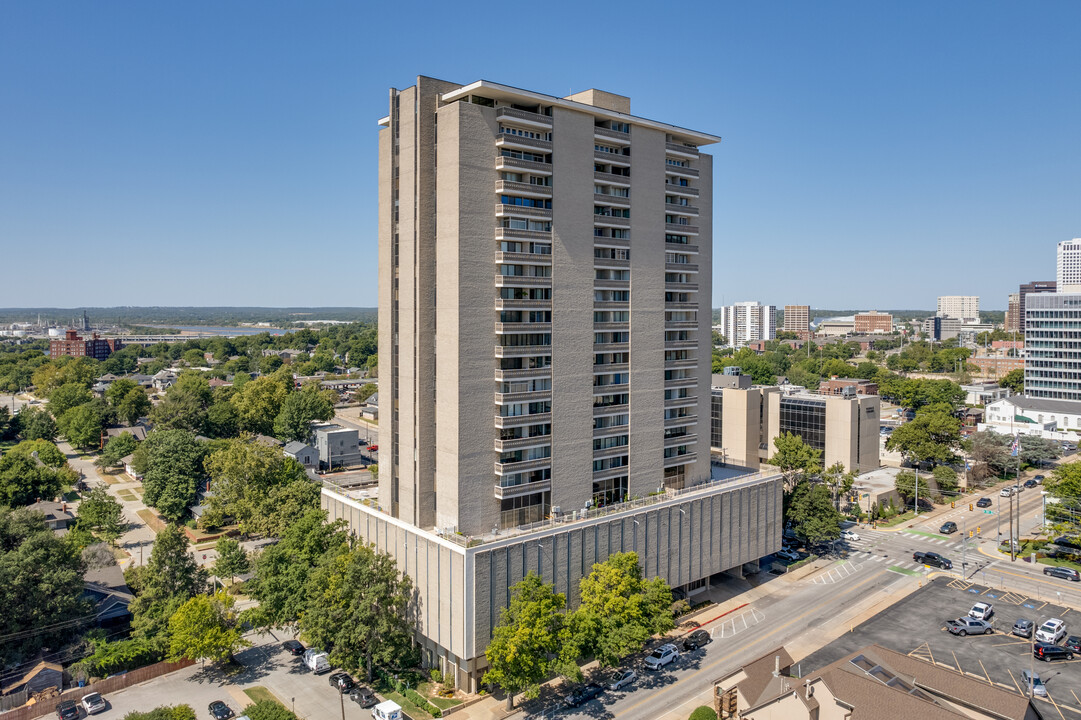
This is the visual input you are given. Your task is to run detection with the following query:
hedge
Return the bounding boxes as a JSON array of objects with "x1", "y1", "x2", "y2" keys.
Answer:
[
  {"x1": 688, "y1": 706, "x2": 717, "y2": 720},
  {"x1": 376, "y1": 668, "x2": 442, "y2": 718}
]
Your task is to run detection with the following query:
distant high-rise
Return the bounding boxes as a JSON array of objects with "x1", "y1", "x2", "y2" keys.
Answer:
[
  {"x1": 1018, "y1": 281, "x2": 1056, "y2": 333},
  {"x1": 1005, "y1": 293, "x2": 1020, "y2": 333},
  {"x1": 783, "y1": 305, "x2": 809, "y2": 335},
  {"x1": 720, "y1": 302, "x2": 776, "y2": 348},
  {"x1": 937, "y1": 296, "x2": 979, "y2": 324},
  {"x1": 1057, "y1": 239, "x2": 1081, "y2": 292}
]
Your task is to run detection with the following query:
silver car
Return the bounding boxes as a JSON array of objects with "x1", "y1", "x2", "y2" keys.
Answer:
[
  {"x1": 608, "y1": 668, "x2": 637, "y2": 690},
  {"x1": 81, "y1": 693, "x2": 107, "y2": 715},
  {"x1": 1021, "y1": 670, "x2": 1047, "y2": 697}
]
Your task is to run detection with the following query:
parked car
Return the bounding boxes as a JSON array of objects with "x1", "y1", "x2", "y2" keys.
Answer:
[
  {"x1": 1034, "y1": 475, "x2": 1046, "y2": 481},
  {"x1": 644, "y1": 643, "x2": 680, "y2": 670},
  {"x1": 1034, "y1": 642, "x2": 1074, "y2": 662},
  {"x1": 329, "y1": 672, "x2": 355, "y2": 693},
  {"x1": 562, "y1": 683, "x2": 604, "y2": 708},
  {"x1": 775, "y1": 548, "x2": 799, "y2": 562},
  {"x1": 1044, "y1": 566, "x2": 1081, "y2": 582},
  {"x1": 209, "y1": 701, "x2": 235, "y2": 720},
  {"x1": 969, "y1": 602, "x2": 994, "y2": 621},
  {"x1": 913, "y1": 551, "x2": 952, "y2": 569},
  {"x1": 939, "y1": 522, "x2": 958, "y2": 535},
  {"x1": 1013, "y1": 618, "x2": 1035, "y2": 638},
  {"x1": 1065, "y1": 635, "x2": 1081, "y2": 653},
  {"x1": 976, "y1": 497, "x2": 992, "y2": 508},
  {"x1": 56, "y1": 700, "x2": 80, "y2": 720},
  {"x1": 282, "y1": 639, "x2": 305, "y2": 656},
  {"x1": 1000, "y1": 487, "x2": 1015, "y2": 497},
  {"x1": 350, "y1": 687, "x2": 378, "y2": 708},
  {"x1": 608, "y1": 668, "x2": 637, "y2": 691},
  {"x1": 1036, "y1": 619, "x2": 1067, "y2": 644},
  {"x1": 81, "y1": 692, "x2": 106, "y2": 715},
  {"x1": 946, "y1": 617, "x2": 993, "y2": 636},
  {"x1": 303, "y1": 648, "x2": 332, "y2": 674},
  {"x1": 1021, "y1": 670, "x2": 1047, "y2": 697},
  {"x1": 683, "y1": 629, "x2": 711, "y2": 651},
  {"x1": 841, "y1": 530, "x2": 860, "y2": 541},
  {"x1": 1024, "y1": 478, "x2": 1039, "y2": 489}
]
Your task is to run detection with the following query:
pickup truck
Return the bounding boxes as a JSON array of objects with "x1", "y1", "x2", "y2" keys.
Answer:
[{"x1": 913, "y1": 551, "x2": 952, "y2": 569}]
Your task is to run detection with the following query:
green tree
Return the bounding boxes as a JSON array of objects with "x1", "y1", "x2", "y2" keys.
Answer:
[
  {"x1": 32, "y1": 357, "x2": 99, "y2": 396},
  {"x1": 121, "y1": 706, "x2": 197, "y2": 720},
  {"x1": 105, "y1": 378, "x2": 138, "y2": 407},
  {"x1": 58, "y1": 403, "x2": 104, "y2": 449},
  {"x1": 570, "y1": 552, "x2": 674, "y2": 669},
  {"x1": 240, "y1": 701, "x2": 298, "y2": 720},
  {"x1": 273, "y1": 385, "x2": 334, "y2": 442},
  {"x1": 16, "y1": 406, "x2": 57, "y2": 442},
  {"x1": 77, "y1": 487, "x2": 126, "y2": 542},
  {"x1": 232, "y1": 374, "x2": 291, "y2": 436},
  {"x1": 931, "y1": 465, "x2": 959, "y2": 494},
  {"x1": 7, "y1": 438, "x2": 68, "y2": 468},
  {"x1": 0, "y1": 440, "x2": 73, "y2": 507},
  {"x1": 117, "y1": 386, "x2": 152, "y2": 426},
  {"x1": 894, "y1": 470, "x2": 930, "y2": 507},
  {"x1": 768, "y1": 432, "x2": 823, "y2": 492},
  {"x1": 300, "y1": 543, "x2": 416, "y2": 681},
  {"x1": 136, "y1": 430, "x2": 206, "y2": 522},
  {"x1": 212, "y1": 537, "x2": 250, "y2": 585},
  {"x1": 167, "y1": 591, "x2": 248, "y2": 664},
  {"x1": 689, "y1": 707, "x2": 718, "y2": 720},
  {"x1": 356, "y1": 383, "x2": 378, "y2": 403},
  {"x1": 885, "y1": 410, "x2": 961, "y2": 467},
  {"x1": 129, "y1": 524, "x2": 207, "y2": 640},
  {"x1": 49, "y1": 382, "x2": 93, "y2": 419},
  {"x1": 202, "y1": 438, "x2": 310, "y2": 534},
  {"x1": 785, "y1": 480, "x2": 842, "y2": 544},
  {"x1": 204, "y1": 399, "x2": 239, "y2": 439},
  {"x1": 98, "y1": 431, "x2": 139, "y2": 469},
  {"x1": 1044, "y1": 463, "x2": 1081, "y2": 537},
  {"x1": 150, "y1": 392, "x2": 207, "y2": 433},
  {"x1": 485, "y1": 573, "x2": 570, "y2": 710},
  {"x1": 999, "y1": 368, "x2": 1024, "y2": 394}
]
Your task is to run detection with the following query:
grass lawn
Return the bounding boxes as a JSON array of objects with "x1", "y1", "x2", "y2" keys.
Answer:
[
  {"x1": 117, "y1": 490, "x2": 137, "y2": 501},
  {"x1": 136, "y1": 508, "x2": 167, "y2": 534},
  {"x1": 417, "y1": 682, "x2": 462, "y2": 709},
  {"x1": 100, "y1": 474, "x2": 126, "y2": 485},
  {"x1": 242, "y1": 686, "x2": 283, "y2": 706},
  {"x1": 63, "y1": 490, "x2": 80, "y2": 502},
  {"x1": 1038, "y1": 556, "x2": 1081, "y2": 570},
  {"x1": 877, "y1": 510, "x2": 920, "y2": 527},
  {"x1": 381, "y1": 690, "x2": 432, "y2": 719},
  {"x1": 109, "y1": 545, "x2": 128, "y2": 561}
]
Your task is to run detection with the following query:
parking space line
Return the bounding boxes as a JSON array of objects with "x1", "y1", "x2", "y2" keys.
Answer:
[
  {"x1": 1072, "y1": 689, "x2": 1081, "y2": 707},
  {"x1": 951, "y1": 651, "x2": 963, "y2": 675},
  {"x1": 977, "y1": 658, "x2": 993, "y2": 684},
  {"x1": 1007, "y1": 668, "x2": 1023, "y2": 695},
  {"x1": 1046, "y1": 689, "x2": 1068, "y2": 720}
]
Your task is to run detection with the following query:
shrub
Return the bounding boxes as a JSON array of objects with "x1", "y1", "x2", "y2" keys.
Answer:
[
  {"x1": 688, "y1": 706, "x2": 717, "y2": 720},
  {"x1": 122, "y1": 706, "x2": 196, "y2": 720},
  {"x1": 429, "y1": 668, "x2": 443, "y2": 684},
  {"x1": 242, "y1": 700, "x2": 298, "y2": 720},
  {"x1": 73, "y1": 637, "x2": 165, "y2": 678}
]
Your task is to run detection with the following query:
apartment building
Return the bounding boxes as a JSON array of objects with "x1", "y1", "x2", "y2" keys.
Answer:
[
  {"x1": 710, "y1": 382, "x2": 880, "y2": 473},
  {"x1": 319, "y1": 77, "x2": 783, "y2": 691},
  {"x1": 719, "y1": 302, "x2": 776, "y2": 348},
  {"x1": 853, "y1": 311, "x2": 892, "y2": 334},
  {"x1": 1058, "y1": 239, "x2": 1081, "y2": 292},
  {"x1": 48, "y1": 329, "x2": 122, "y2": 360},
  {"x1": 936, "y1": 296, "x2": 979, "y2": 324},
  {"x1": 1018, "y1": 280, "x2": 1056, "y2": 332},
  {"x1": 782, "y1": 305, "x2": 809, "y2": 335},
  {"x1": 1005, "y1": 293, "x2": 1020, "y2": 333}
]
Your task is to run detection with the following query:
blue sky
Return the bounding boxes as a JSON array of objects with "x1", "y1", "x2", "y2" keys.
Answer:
[{"x1": 1, "y1": 1, "x2": 1078, "y2": 310}]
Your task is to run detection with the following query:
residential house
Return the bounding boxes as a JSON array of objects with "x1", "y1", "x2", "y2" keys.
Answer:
[
  {"x1": 312, "y1": 424, "x2": 364, "y2": 469},
  {"x1": 284, "y1": 441, "x2": 318, "y2": 469},
  {"x1": 152, "y1": 370, "x2": 178, "y2": 392},
  {"x1": 121, "y1": 454, "x2": 143, "y2": 480},
  {"x1": 25, "y1": 500, "x2": 75, "y2": 533},
  {"x1": 83, "y1": 562, "x2": 133, "y2": 627}
]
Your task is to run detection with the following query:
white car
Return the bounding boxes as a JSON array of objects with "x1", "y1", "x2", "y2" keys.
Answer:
[
  {"x1": 643, "y1": 643, "x2": 679, "y2": 670},
  {"x1": 81, "y1": 693, "x2": 107, "y2": 715},
  {"x1": 1000, "y1": 487, "x2": 1015, "y2": 497},
  {"x1": 841, "y1": 530, "x2": 860, "y2": 541},
  {"x1": 1036, "y1": 618, "x2": 1067, "y2": 644},
  {"x1": 968, "y1": 602, "x2": 994, "y2": 621},
  {"x1": 608, "y1": 668, "x2": 637, "y2": 690}
]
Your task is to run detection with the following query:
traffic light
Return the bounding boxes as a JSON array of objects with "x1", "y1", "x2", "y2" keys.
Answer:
[
  {"x1": 969, "y1": 503, "x2": 973, "y2": 511},
  {"x1": 951, "y1": 501, "x2": 955, "y2": 509},
  {"x1": 977, "y1": 526, "x2": 981, "y2": 535},
  {"x1": 969, "y1": 530, "x2": 974, "y2": 538}
]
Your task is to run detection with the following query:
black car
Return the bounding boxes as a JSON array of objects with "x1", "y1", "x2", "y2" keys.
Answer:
[
  {"x1": 56, "y1": 700, "x2": 80, "y2": 720},
  {"x1": 913, "y1": 551, "x2": 952, "y2": 569},
  {"x1": 350, "y1": 687, "x2": 378, "y2": 708},
  {"x1": 563, "y1": 683, "x2": 604, "y2": 708},
  {"x1": 282, "y1": 639, "x2": 305, "y2": 656},
  {"x1": 329, "y1": 672, "x2": 355, "y2": 692},
  {"x1": 683, "y1": 629, "x2": 711, "y2": 651},
  {"x1": 1024, "y1": 478, "x2": 1039, "y2": 489},
  {"x1": 208, "y1": 701, "x2": 234, "y2": 720},
  {"x1": 1034, "y1": 475, "x2": 1045, "y2": 481},
  {"x1": 1065, "y1": 635, "x2": 1081, "y2": 653},
  {"x1": 976, "y1": 497, "x2": 992, "y2": 508},
  {"x1": 1044, "y1": 566, "x2": 1081, "y2": 582},
  {"x1": 1034, "y1": 642, "x2": 1075, "y2": 662},
  {"x1": 939, "y1": 522, "x2": 958, "y2": 535}
]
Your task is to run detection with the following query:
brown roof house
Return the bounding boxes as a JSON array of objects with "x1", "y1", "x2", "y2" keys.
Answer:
[{"x1": 713, "y1": 644, "x2": 1042, "y2": 719}]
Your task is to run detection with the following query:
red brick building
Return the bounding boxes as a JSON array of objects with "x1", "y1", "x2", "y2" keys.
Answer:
[
  {"x1": 49, "y1": 330, "x2": 122, "y2": 360},
  {"x1": 853, "y1": 311, "x2": 893, "y2": 334},
  {"x1": 821, "y1": 377, "x2": 878, "y2": 396}
]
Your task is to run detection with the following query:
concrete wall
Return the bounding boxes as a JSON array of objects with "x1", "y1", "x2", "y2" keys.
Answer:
[{"x1": 721, "y1": 387, "x2": 765, "y2": 468}]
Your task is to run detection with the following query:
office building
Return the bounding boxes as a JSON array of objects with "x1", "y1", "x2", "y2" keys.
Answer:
[
  {"x1": 852, "y1": 311, "x2": 892, "y2": 334},
  {"x1": 1017, "y1": 280, "x2": 1056, "y2": 333},
  {"x1": 719, "y1": 302, "x2": 776, "y2": 348},
  {"x1": 1024, "y1": 292, "x2": 1081, "y2": 401},
  {"x1": 319, "y1": 77, "x2": 782, "y2": 690},
  {"x1": 782, "y1": 305, "x2": 809, "y2": 335},
  {"x1": 1058, "y1": 239, "x2": 1081, "y2": 292},
  {"x1": 48, "y1": 329, "x2": 122, "y2": 360},
  {"x1": 814, "y1": 316, "x2": 855, "y2": 337},
  {"x1": 1005, "y1": 292, "x2": 1020, "y2": 333},
  {"x1": 923, "y1": 316, "x2": 961, "y2": 342},
  {"x1": 936, "y1": 296, "x2": 979, "y2": 324},
  {"x1": 710, "y1": 382, "x2": 879, "y2": 473}
]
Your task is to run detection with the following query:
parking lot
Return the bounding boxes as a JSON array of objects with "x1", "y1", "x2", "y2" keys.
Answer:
[{"x1": 802, "y1": 576, "x2": 1081, "y2": 716}]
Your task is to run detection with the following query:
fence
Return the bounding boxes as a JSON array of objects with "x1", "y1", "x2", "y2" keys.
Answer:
[{"x1": 0, "y1": 660, "x2": 194, "y2": 720}]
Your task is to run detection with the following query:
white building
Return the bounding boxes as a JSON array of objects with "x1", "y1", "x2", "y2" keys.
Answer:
[
  {"x1": 719, "y1": 302, "x2": 775, "y2": 348},
  {"x1": 982, "y1": 396, "x2": 1081, "y2": 440},
  {"x1": 936, "y1": 296, "x2": 979, "y2": 324},
  {"x1": 1057, "y1": 239, "x2": 1081, "y2": 292}
]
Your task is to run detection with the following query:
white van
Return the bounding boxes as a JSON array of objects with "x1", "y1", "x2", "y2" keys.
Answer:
[
  {"x1": 303, "y1": 648, "x2": 331, "y2": 674},
  {"x1": 371, "y1": 700, "x2": 403, "y2": 720}
]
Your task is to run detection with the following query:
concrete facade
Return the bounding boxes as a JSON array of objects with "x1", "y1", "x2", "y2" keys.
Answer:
[
  {"x1": 783, "y1": 305, "x2": 809, "y2": 334},
  {"x1": 1058, "y1": 238, "x2": 1081, "y2": 292},
  {"x1": 1025, "y1": 292, "x2": 1081, "y2": 401},
  {"x1": 936, "y1": 296, "x2": 979, "y2": 324},
  {"x1": 719, "y1": 302, "x2": 776, "y2": 348},
  {"x1": 852, "y1": 311, "x2": 892, "y2": 334}
]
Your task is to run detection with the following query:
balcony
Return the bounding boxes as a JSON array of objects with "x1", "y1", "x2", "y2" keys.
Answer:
[
  {"x1": 593, "y1": 342, "x2": 629, "y2": 354},
  {"x1": 665, "y1": 262, "x2": 699, "y2": 273},
  {"x1": 495, "y1": 389, "x2": 551, "y2": 404},
  {"x1": 593, "y1": 279, "x2": 630, "y2": 291},
  {"x1": 496, "y1": 106, "x2": 553, "y2": 127},
  {"x1": 495, "y1": 274, "x2": 552, "y2": 289},
  {"x1": 666, "y1": 142, "x2": 700, "y2": 158},
  {"x1": 594, "y1": 193, "x2": 631, "y2": 208},
  {"x1": 494, "y1": 411, "x2": 552, "y2": 429},
  {"x1": 494, "y1": 434, "x2": 551, "y2": 452},
  {"x1": 496, "y1": 250, "x2": 552, "y2": 265},
  {"x1": 494, "y1": 344, "x2": 552, "y2": 358},
  {"x1": 665, "y1": 222, "x2": 699, "y2": 235},
  {"x1": 497, "y1": 156, "x2": 552, "y2": 176},
  {"x1": 593, "y1": 323, "x2": 630, "y2": 335},
  {"x1": 594, "y1": 215, "x2": 630, "y2": 229},
  {"x1": 665, "y1": 282, "x2": 699, "y2": 292},
  {"x1": 496, "y1": 204, "x2": 552, "y2": 220},
  {"x1": 664, "y1": 413, "x2": 697, "y2": 428},
  {"x1": 593, "y1": 362, "x2": 629, "y2": 374},
  {"x1": 664, "y1": 357, "x2": 697, "y2": 370},
  {"x1": 664, "y1": 183, "x2": 699, "y2": 197},
  {"x1": 665, "y1": 339, "x2": 698, "y2": 350},
  {"x1": 494, "y1": 297, "x2": 551, "y2": 311},
  {"x1": 495, "y1": 321, "x2": 552, "y2": 334},
  {"x1": 593, "y1": 301, "x2": 630, "y2": 311},
  {"x1": 592, "y1": 465, "x2": 630, "y2": 482},
  {"x1": 665, "y1": 242, "x2": 699, "y2": 254},
  {"x1": 592, "y1": 235, "x2": 630, "y2": 249},
  {"x1": 664, "y1": 202, "x2": 699, "y2": 216},
  {"x1": 593, "y1": 258, "x2": 630, "y2": 270},
  {"x1": 665, "y1": 320, "x2": 699, "y2": 331},
  {"x1": 593, "y1": 403, "x2": 628, "y2": 417},
  {"x1": 494, "y1": 366, "x2": 552, "y2": 381},
  {"x1": 592, "y1": 444, "x2": 629, "y2": 461},
  {"x1": 594, "y1": 171, "x2": 631, "y2": 187},
  {"x1": 664, "y1": 394, "x2": 698, "y2": 407},
  {"x1": 664, "y1": 375, "x2": 697, "y2": 387},
  {"x1": 595, "y1": 151, "x2": 631, "y2": 167},
  {"x1": 594, "y1": 126, "x2": 631, "y2": 143},
  {"x1": 496, "y1": 227, "x2": 551, "y2": 242},
  {"x1": 495, "y1": 457, "x2": 552, "y2": 476},
  {"x1": 496, "y1": 134, "x2": 553, "y2": 153},
  {"x1": 593, "y1": 382, "x2": 629, "y2": 396},
  {"x1": 664, "y1": 302, "x2": 698, "y2": 312},
  {"x1": 496, "y1": 179, "x2": 552, "y2": 198},
  {"x1": 665, "y1": 164, "x2": 699, "y2": 179},
  {"x1": 493, "y1": 478, "x2": 552, "y2": 501},
  {"x1": 664, "y1": 433, "x2": 697, "y2": 448},
  {"x1": 663, "y1": 452, "x2": 697, "y2": 469}
]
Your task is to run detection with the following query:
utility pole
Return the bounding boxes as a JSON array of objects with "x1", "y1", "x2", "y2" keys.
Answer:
[{"x1": 962, "y1": 515, "x2": 967, "y2": 579}]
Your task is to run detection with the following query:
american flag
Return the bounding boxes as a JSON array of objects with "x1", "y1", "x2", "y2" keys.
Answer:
[{"x1": 1010, "y1": 435, "x2": 1020, "y2": 457}]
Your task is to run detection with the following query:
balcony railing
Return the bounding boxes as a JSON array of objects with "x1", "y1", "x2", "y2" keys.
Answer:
[
  {"x1": 496, "y1": 106, "x2": 553, "y2": 127},
  {"x1": 494, "y1": 366, "x2": 552, "y2": 381},
  {"x1": 494, "y1": 411, "x2": 552, "y2": 429},
  {"x1": 496, "y1": 251, "x2": 552, "y2": 265},
  {"x1": 496, "y1": 156, "x2": 552, "y2": 175},
  {"x1": 495, "y1": 457, "x2": 552, "y2": 475},
  {"x1": 494, "y1": 435, "x2": 552, "y2": 452},
  {"x1": 665, "y1": 242, "x2": 699, "y2": 254},
  {"x1": 663, "y1": 451, "x2": 697, "y2": 469},
  {"x1": 594, "y1": 126, "x2": 631, "y2": 143},
  {"x1": 665, "y1": 223, "x2": 699, "y2": 234},
  {"x1": 595, "y1": 151, "x2": 631, "y2": 166},
  {"x1": 594, "y1": 171, "x2": 631, "y2": 187},
  {"x1": 664, "y1": 413, "x2": 697, "y2": 427},
  {"x1": 594, "y1": 193, "x2": 631, "y2": 207},
  {"x1": 594, "y1": 215, "x2": 631, "y2": 228},
  {"x1": 593, "y1": 258, "x2": 630, "y2": 270},
  {"x1": 664, "y1": 340, "x2": 699, "y2": 350},
  {"x1": 496, "y1": 227, "x2": 551, "y2": 241},
  {"x1": 664, "y1": 394, "x2": 698, "y2": 406},
  {"x1": 664, "y1": 202, "x2": 699, "y2": 216},
  {"x1": 664, "y1": 433, "x2": 698, "y2": 448},
  {"x1": 496, "y1": 134, "x2": 553, "y2": 152},
  {"x1": 496, "y1": 204, "x2": 552, "y2": 220},
  {"x1": 496, "y1": 180, "x2": 553, "y2": 197},
  {"x1": 493, "y1": 479, "x2": 552, "y2": 501},
  {"x1": 495, "y1": 321, "x2": 552, "y2": 334},
  {"x1": 494, "y1": 343, "x2": 552, "y2": 358},
  {"x1": 665, "y1": 164, "x2": 699, "y2": 178},
  {"x1": 665, "y1": 282, "x2": 699, "y2": 292},
  {"x1": 665, "y1": 262, "x2": 699, "y2": 273},
  {"x1": 494, "y1": 274, "x2": 552, "y2": 288},
  {"x1": 666, "y1": 142, "x2": 700, "y2": 158},
  {"x1": 494, "y1": 297, "x2": 552, "y2": 311},
  {"x1": 664, "y1": 183, "x2": 699, "y2": 197}
]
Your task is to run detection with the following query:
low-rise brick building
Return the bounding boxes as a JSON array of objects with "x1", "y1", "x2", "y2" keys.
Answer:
[{"x1": 49, "y1": 330, "x2": 122, "y2": 360}]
